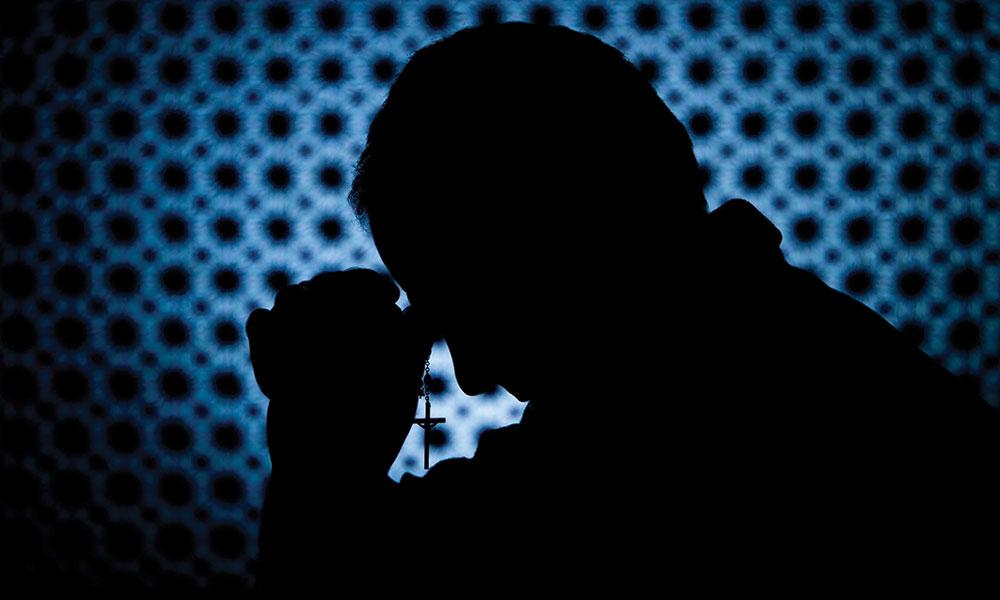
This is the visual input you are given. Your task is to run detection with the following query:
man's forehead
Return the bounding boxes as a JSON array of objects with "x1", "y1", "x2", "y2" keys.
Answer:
[
  {"x1": 368, "y1": 197, "x2": 529, "y2": 302},
  {"x1": 371, "y1": 217, "x2": 438, "y2": 300}
]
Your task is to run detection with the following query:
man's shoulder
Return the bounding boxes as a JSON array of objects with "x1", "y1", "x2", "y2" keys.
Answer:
[
  {"x1": 776, "y1": 263, "x2": 930, "y2": 369},
  {"x1": 774, "y1": 261, "x2": 995, "y2": 419}
]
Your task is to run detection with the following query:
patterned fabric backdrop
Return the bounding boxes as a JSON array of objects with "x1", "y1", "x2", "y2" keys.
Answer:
[{"x1": 1, "y1": 0, "x2": 996, "y2": 588}]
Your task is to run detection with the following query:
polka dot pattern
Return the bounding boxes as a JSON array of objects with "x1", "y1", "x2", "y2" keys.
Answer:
[{"x1": 0, "y1": 0, "x2": 996, "y2": 588}]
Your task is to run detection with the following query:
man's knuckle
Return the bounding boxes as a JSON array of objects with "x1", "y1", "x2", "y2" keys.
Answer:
[
  {"x1": 274, "y1": 283, "x2": 310, "y2": 311},
  {"x1": 246, "y1": 308, "x2": 271, "y2": 337}
]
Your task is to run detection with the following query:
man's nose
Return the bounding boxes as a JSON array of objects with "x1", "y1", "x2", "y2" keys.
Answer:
[{"x1": 446, "y1": 333, "x2": 497, "y2": 397}]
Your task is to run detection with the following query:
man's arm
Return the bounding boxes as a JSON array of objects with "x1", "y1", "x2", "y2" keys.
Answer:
[
  {"x1": 255, "y1": 447, "x2": 497, "y2": 588},
  {"x1": 244, "y1": 269, "x2": 437, "y2": 588},
  {"x1": 254, "y1": 468, "x2": 398, "y2": 588}
]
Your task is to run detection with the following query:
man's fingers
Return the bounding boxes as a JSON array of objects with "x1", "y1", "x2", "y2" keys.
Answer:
[
  {"x1": 402, "y1": 304, "x2": 440, "y2": 356},
  {"x1": 245, "y1": 269, "x2": 422, "y2": 410},
  {"x1": 246, "y1": 307, "x2": 270, "y2": 340},
  {"x1": 272, "y1": 283, "x2": 312, "y2": 315},
  {"x1": 307, "y1": 268, "x2": 400, "y2": 306},
  {"x1": 270, "y1": 270, "x2": 401, "y2": 319}
]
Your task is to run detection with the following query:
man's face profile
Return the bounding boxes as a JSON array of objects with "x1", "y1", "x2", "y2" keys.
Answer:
[
  {"x1": 351, "y1": 23, "x2": 708, "y2": 402},
  {"x1": 370, "y1": 204, "x2": 542, "y2": 400}
]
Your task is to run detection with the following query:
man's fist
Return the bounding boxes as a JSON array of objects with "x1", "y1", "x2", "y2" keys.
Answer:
[{"x1": 246, "y1": 268, "x2": 433, "y2": 477}]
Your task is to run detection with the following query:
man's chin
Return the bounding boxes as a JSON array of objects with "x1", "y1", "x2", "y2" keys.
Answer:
[{"x1": 500, "y1": 382, "x2": 528, "y2": 402}]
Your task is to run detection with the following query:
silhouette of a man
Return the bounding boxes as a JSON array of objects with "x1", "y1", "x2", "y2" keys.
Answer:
[{"x1": 246, "y1": 24, "x2": 998, "y2": 586}]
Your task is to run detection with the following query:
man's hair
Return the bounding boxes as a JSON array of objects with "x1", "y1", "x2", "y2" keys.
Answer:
[{"x1": 348, "y1": 22, "x2": 706, "y2": 234}]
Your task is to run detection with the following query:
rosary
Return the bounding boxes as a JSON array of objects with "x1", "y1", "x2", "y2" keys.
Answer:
[{"x1": 412, "y1": 358, "x2": 445, "y2": 469}]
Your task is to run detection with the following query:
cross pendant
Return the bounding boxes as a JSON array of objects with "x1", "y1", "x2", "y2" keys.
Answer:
[
  {"x1": 413, "y1": 398, "x2": 446, "y2": 469},
  {"x1": 412, "y1": 360, "x2": 445, "y2": 469}
]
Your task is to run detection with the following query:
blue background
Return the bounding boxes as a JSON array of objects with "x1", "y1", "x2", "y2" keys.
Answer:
[{"x1": 1, "y1": 0, "x2": 996, "y2": 588}]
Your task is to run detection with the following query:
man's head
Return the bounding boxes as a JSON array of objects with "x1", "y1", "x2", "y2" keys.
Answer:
[{"x1": 349, "y1": 23, "x2": 707, "y2": 401}]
